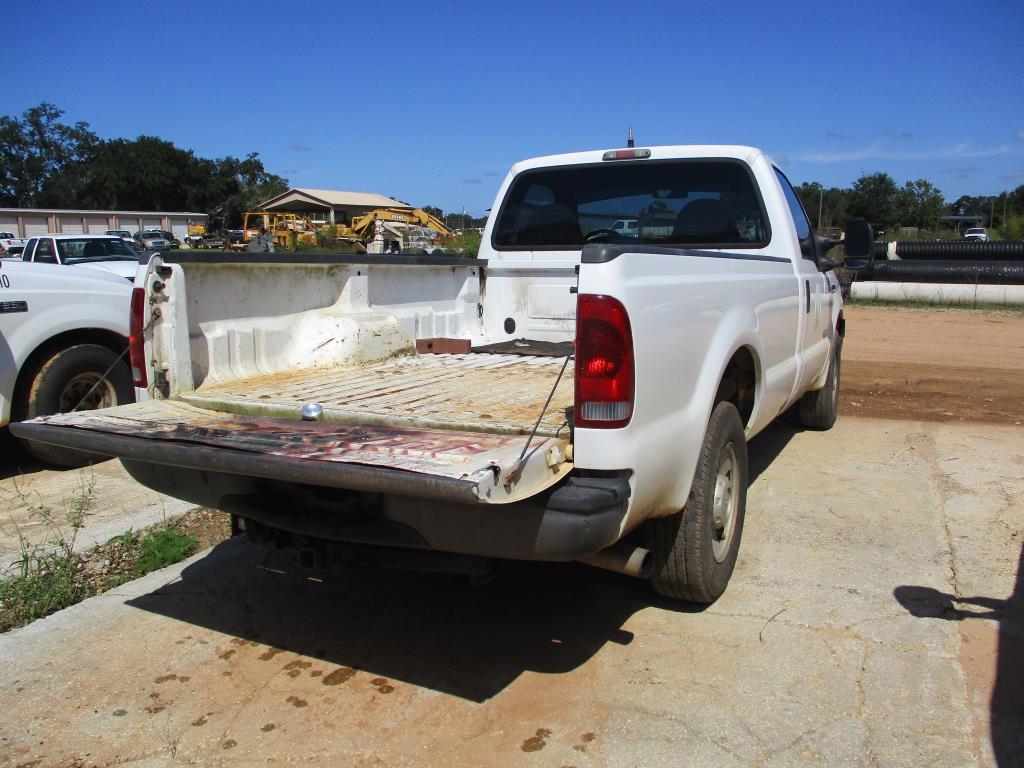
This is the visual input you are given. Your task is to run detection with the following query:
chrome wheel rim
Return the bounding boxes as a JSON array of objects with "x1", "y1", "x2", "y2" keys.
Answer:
[
  {"x1": 59, "y1": 373, "x2": 116, "y2": 413},
  {"x1": 711, "y1": 443, "x2": 739, "y2": 563}
]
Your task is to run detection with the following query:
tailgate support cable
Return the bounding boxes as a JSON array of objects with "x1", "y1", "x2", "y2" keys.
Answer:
[{"x1": 504, "y1": 353, "x2": 573, "y2": 489}]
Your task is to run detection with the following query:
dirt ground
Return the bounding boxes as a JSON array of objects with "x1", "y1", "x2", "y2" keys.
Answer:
[
  {"x1": 842, "y1": 305, "x2": 1024, "y2": 424},
  {"x1": 0, "y1": 304, "x2": 1021, "y2": 767}
]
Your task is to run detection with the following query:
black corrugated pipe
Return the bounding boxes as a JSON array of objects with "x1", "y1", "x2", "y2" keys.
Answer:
[
  {"x1": 863, "y1": 260, "x2": 1024, "y2": 285},
  {"x1": 892, "y1": 240, "x2": 1024, "y2": 261}
]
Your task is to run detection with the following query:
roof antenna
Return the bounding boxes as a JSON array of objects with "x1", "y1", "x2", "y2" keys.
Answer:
[{"x1": 627, "y1": 125, "x2": 635, "y2": 148}]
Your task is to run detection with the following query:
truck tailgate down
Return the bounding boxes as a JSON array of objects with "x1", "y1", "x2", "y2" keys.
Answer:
[{"x1": 13, "y1": 400, "x2": 573, "y2": 504}]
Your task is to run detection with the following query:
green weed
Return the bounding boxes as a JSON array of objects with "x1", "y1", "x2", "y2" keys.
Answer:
[{"x1": 134, "y1": 528, "x2": 196, "y2": 575}]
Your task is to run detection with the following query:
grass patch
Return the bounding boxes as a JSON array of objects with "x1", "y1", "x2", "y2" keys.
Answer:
[
  {"x1": 846, "y1": 295, "x2": 1024, "y2": 315},
  {"x1": 135, "y1": 528, "x2": 197, "y2": 575},
  {"x1": 1, "y1": 480, "x2": 226, "y2": 632}
]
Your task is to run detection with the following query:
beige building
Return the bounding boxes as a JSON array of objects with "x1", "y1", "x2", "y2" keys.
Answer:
[
  {"x1": 0, "y1": 208, "x2": 208, "y2": 241},
  {"x1": 258, "y1": 188, "x2": 410, "y2": 226}
]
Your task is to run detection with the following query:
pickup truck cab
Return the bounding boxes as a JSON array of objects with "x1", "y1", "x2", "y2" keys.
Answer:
[
  {"x1": 21, "y1": 234, "x2": 140, "y2": 279},
  {"x1": 1, "y1": 259, "x2": 135, "y2": 466},
  {"x1": 13, "y1": 145, "x2": 873, "y2": 601}
]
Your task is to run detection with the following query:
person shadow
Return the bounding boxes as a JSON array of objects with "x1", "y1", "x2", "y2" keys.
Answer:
[{"x1": 894, "y1": 542, "x2": 1024, "y2": 767}]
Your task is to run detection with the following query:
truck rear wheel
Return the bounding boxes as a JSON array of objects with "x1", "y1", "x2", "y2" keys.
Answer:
[
  {"x1": 18, "y1": 344, "x2": 134, "y2": 467},
  {"x1": 798, "y1": 335, "x2": 842, "y2": 430},
  {"x1": 645, "y1": 401, "x2": 747, "y2": 603}
]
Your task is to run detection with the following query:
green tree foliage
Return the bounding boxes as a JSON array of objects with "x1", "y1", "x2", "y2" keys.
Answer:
[
  {"x1": 848, "y1": 172, "x2": 900, "y2": 231},
  {"x1": 0, "y1": 102, "x2": 98, "y2": 207},
  {"x1": 796, "y1": 183, "x2": 849, "y2": 230},
  {"x1": 1, "y1": 103, "x2": 287, "y2": 227},
  {"x1": 896, "y1": 179, "x2": 945, "y2": 229}
]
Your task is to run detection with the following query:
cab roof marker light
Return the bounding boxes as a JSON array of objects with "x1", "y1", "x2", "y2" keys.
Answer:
[{"x1": 602, "y1": 148, "x2": 652, "y2": 161}]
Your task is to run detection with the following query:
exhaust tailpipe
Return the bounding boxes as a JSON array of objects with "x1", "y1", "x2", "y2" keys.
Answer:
[{"x1": 579, "y1": 542, "x2": 653, "y2": 579}]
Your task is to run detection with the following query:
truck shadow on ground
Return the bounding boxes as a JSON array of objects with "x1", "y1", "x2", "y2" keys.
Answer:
[
  {"x1": 127, "y1": 420, "x2": 799, "y2": 703},
  {"x1": 0, "y1": 429, "x2": 46, "y2": 481},
  {"x1": 894, "y1": 540, "x2": 1024, "y2": 767}
]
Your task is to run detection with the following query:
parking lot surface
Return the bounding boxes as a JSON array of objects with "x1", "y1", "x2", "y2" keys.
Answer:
[{"x1": 0, "y1": 306, "x2": 1021, "y2": 767}]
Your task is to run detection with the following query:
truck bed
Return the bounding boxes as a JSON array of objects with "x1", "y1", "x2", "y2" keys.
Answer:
[{"x1": 183, "y1": 352, "x2": 573, "y2": 438}]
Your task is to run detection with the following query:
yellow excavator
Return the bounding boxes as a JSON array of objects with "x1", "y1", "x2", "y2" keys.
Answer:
[{"x1": 334, "y1": 208, "x2": 456, "y2": 253}]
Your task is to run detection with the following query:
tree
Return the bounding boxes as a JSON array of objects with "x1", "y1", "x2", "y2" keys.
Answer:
[
  {"x1": 847, "y1": 172, "x2": 900, "y2": 231},
  {"x1": 896, "y1": 180, "x2": 944, "y2": 229},
  {"x1": 0, "y1": 102, "x2": 97, "y2": 207},
  {"x1": 796, "y1": 183, "x2": 849, "y2": 230}
]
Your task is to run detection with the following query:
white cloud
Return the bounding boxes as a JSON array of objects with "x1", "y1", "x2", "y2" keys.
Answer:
[
  {"x1": 794, "y1": 142, "x2": 1017, "y2": 163},
  {"x1": 1017, "y1": 130, "x2": 1024, "y2": 141}
]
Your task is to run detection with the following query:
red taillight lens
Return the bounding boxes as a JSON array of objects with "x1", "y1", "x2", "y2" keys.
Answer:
[
  {"x1": 575, "y1": 294, "x2": 634, "y2": 429},
  {"x1": 129, "y1": 287, "x2": 148, "y2": 388}
]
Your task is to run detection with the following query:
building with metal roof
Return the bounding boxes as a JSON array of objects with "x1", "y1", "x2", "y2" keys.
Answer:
[
  {"x1": 0, "y1": 208, "x2": 207, "y2": 240},
  {"x1": 258, "y1": 188, "x2": 411, "y2": 226}
]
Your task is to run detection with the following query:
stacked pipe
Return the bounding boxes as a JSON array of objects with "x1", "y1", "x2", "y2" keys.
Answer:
[
  {"x1": 891, "y1": 240, "x2": 1024, "y2": 261},
  {"x1": 852, "y1": 239, "x2": 1024, "y2": 304},
  {"x1": 865, "y1": 260, "x2": 1024, "y2": 284}
]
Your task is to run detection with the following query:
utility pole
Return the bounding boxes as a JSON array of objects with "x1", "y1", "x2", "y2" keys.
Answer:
[
  {"x1": 818, "y1": 184, "x2": 824, "y2": 230},
  {"x1": 991, "y1": 197, "x2": 996, "y2": 228}
]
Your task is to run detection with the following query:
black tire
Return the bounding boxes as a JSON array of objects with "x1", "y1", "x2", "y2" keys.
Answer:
[
  {"x1": 798, "y1": 334, "x2": 842, "y2": 430},
  {"x1": 645, "y1": 401, "x2": 748, "y2": 603},
  {"x1": 18, "y1": 344, "x2": 134, "y2": 467}
]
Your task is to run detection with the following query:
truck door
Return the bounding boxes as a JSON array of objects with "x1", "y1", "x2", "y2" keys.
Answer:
[{"x1": 774, "y1": 169, "x2": 830, "y2": 395}]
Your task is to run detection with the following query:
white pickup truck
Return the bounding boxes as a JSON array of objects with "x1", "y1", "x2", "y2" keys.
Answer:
[
  {"x1": 0, "y1": 232, "x2": 27, "y2": 257},
  {"x1": 1, "y1": 259, "x2": 135, "y2": 466},
  {"x1": 13, "y1": 145, "x2": 873, "y2": 602}
]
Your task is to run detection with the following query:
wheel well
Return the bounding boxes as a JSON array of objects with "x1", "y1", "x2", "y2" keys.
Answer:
[
  {"x1": 11, "y1": 328, "x2": 129, "y2": 420},
  {"x1": 714, "y1": 347, "x2": 756, "y2": 427}
]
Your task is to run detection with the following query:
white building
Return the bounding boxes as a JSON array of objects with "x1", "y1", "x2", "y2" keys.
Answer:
[{"x1": 0, "y1": 208, "x2": 208, "y2": 241}]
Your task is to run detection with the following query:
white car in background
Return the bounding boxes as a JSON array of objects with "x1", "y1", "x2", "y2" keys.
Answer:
[
  {"x1": 0, "y1": 259, "x2": 135, "y2": 466},
  {"x1": 20, "y1": 234, "x2": 141, "y2": 279},
  {"x1": 964, "y1": 227, "x2": 988, "y2": 242},
  {"x1": 610, "y1": 219, "x2": 639, "y2": 237},
  {"x1": 0, "y1": 232, "x2": 26, "y2": 256}
]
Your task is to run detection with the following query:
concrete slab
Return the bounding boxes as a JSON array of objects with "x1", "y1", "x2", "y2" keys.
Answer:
[
  {"x1": 0, "y1": 416, "x2": 1020, "y2": 767},
  {"x1": 0, "y1": 431, "x2": 194, "y2": 570}
]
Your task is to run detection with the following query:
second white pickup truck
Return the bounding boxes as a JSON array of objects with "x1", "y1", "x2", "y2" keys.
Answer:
[{"x1": 13, "y1": 144, "x2": 874, "y2": 602}]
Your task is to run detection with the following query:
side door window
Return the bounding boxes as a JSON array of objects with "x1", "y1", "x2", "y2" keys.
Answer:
[
  {"x1": 34, "y1": 239, "x2": 58, "y2": 264},
  {"x1": 774, "y1": 168, "x2": 817, "y2": 262},
  {"x1": 22, "y1": 238, "x2": 37, "y2": 261}
]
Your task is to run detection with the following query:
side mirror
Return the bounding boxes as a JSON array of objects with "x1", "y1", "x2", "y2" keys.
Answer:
[{"x1": 842, "y1": 220, "x2": 874, "y2": 271}]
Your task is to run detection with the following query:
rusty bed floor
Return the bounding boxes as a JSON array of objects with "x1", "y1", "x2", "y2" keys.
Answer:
[{"x1": 181, "y1": 353, "x2": 574, "y2": 437}]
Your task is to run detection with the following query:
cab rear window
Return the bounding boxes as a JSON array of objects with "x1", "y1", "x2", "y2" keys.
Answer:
[{"x1": 492, "y1": 159, "x2": 770, "y2": 250}]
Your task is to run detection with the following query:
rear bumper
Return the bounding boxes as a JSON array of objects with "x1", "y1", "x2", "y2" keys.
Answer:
[{"x1": 11, "y1": 421, "x2": 630, "y2": 561}]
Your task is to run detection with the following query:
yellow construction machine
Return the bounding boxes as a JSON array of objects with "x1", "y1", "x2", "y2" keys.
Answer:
[
  {"x1": 242, "y1": 212, "x2": 318, "y2": 249},
  {"x1": 336, "y1": 208, "x2": 456, "y2": 253}
]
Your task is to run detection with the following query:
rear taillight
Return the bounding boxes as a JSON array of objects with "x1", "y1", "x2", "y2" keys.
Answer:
[
  {"x1": 575, "y1": 294, "x2": 634, "y2": 429},
  {"x1": 129, "y1": 287, "x2": 148, "y2": 387}
]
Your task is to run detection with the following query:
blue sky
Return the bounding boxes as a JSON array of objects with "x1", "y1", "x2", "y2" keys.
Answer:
[{"x1": 3, "y1": 0, "x2": 1022, "y2": 215}]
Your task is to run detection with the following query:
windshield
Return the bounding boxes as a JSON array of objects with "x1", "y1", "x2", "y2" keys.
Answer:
[
  {"x1": 0, "y1": 232, "x2": 15, "y2": 239},
  {"x1": 966, "y1": 228, "x2": 984, "y2": 235},
  {"x1": 492, "y1": 159, "x2": 769, "y2": 249},
  {"x1": 57, "y1": 238, "x2": 139, "y2": 263}
]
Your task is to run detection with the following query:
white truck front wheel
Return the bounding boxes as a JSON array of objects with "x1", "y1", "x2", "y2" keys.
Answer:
[{"x1": 19, "y1": 344, "x2": 134, "y2": 467}]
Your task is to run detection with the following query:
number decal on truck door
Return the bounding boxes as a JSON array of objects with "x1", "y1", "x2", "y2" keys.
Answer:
[{"x1": 0, "y1": 273, "x2": 10, "y2": 288}]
